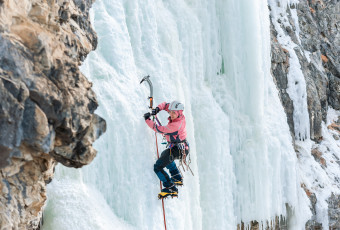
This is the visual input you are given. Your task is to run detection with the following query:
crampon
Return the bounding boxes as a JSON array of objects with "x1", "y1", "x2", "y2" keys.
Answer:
[
  {"x1": 158, "y1": 190, "x2": 178, "y2": 199},
  {"x1": 173, "y1": 180, "x2": 183, "y2": 186}
]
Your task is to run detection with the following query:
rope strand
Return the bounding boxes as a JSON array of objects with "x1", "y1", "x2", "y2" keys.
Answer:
[{"x1": 154, "y1": 116, "x2": 167, "y2": 230}]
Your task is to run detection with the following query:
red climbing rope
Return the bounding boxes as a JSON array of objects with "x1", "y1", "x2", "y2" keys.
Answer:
[{"x1": 155, "y1": 131, "x2": 167, "y2": 230}]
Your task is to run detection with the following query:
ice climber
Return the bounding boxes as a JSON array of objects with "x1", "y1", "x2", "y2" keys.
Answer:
[{"x1": 144, "y1": 101, "x2": 190, "y2": 198}]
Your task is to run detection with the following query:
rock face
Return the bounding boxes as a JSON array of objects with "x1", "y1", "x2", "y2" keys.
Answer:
[
  {"x1": 269, "y1": 0, "x2": 340, "y2": 229},
  {"x1": 270, "y1": 0, "x2": 339, "y2": 141},
  {"x1": 237, "y1": 217, "x2": 287, "y2": 230},
  {"x1": 0, "y1": 0, "x2": 105, "y2": 229}
]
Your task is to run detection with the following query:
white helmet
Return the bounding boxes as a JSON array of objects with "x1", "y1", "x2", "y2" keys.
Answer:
[{"x1": 169, "y1": 101, "x2": 184, "y2": 111}]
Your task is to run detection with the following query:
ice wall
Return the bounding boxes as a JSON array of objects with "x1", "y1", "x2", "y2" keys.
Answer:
[{"x1": 42, "y1": 0, "x2": 311, "y2": 229}]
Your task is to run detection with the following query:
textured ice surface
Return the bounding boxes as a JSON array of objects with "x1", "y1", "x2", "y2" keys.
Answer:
[{"x1": 42, "y1": 0, "x2": 314, "y2": 229}]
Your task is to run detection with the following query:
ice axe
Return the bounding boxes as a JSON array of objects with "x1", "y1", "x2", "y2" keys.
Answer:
[
  {"x1": 140, "y1": 75, "x2": 153, "y2": 109},
  {"x1": 140, "y1": 75, "x2": 162, "y2": 126}
]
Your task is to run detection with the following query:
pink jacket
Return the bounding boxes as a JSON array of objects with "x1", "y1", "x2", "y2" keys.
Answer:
[{"x1": 145, "y1": 102, "x2": 187, "y2": 143}]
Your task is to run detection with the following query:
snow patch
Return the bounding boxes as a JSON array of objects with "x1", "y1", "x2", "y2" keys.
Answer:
[{"x1": 297, "y1": 107, "x2": 340, "y2": 228}]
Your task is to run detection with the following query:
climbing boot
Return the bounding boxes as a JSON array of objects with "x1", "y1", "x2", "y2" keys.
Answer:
[
  {"x1": 158, "y1": 186, "x2": 178, "y2": 199},
  {"x1": 171, "y1": 175, "x2": 183, "y2": 186}
]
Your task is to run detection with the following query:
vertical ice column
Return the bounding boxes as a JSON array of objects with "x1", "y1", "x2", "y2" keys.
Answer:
[
  {"x1": 186, "y1": 0, "x2": 237, "y2": 229},
  {"x1": 212, "y1": 0, "x2": 310, "y2": 227}
]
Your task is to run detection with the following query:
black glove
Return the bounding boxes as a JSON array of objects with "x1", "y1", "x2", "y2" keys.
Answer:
[
  {"x1": 151, "y1": 107, "x2": 160, "y2": 116},
  {"x1": 143, "y1": 112, "x2": 151, "y2": 120}
]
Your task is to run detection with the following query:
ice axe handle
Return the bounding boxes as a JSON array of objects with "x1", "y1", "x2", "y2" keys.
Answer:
[{"x1": 149, "y1": 97, "x2": 153, "y2": 109}]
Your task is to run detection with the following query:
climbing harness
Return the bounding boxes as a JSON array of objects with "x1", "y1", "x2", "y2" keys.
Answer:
[{"x1": 168, "y1": 141, "x2": 194, "y2": 176}]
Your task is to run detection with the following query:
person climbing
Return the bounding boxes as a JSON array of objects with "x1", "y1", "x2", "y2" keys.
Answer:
[{"x1": 144, "y1": 101, "x2": 189, "y2": 198}]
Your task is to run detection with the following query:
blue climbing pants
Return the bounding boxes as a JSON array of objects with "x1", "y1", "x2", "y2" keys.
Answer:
[{"x1": 154, "y1": 145, "x2": 188, "y2": 188}]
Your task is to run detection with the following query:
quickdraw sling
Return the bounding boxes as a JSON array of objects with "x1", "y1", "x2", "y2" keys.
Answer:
[{"x1": 167, "y1": 141, "x2": 194, "y2": 176}]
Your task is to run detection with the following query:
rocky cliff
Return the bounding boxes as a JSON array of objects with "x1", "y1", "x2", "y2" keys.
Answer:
[
  {"x1": 269, "y1": 0, "x2": 340, "y2": 229},
  {"x1": 0, "y1": 0, "x2": 105, "y2": 229}
]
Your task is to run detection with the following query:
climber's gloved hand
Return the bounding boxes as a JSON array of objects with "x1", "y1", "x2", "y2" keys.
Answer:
[
  {"x1": 144, "y1": 112, "x2": 151, "y2": 120},
  {"x1": 151, "y1": 107, "x2": 160, "y2": 116}
]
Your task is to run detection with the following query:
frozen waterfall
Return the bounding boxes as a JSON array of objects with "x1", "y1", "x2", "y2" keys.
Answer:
[{"x1": 42, "y1": 0, "x2": 311, "y2": 229}]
